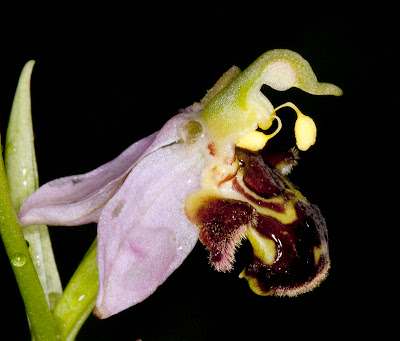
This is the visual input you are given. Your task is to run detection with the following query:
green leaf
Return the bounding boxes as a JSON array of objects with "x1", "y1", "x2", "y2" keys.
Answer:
[{"x1": 4, "y1": 60, "x2": 63, "y2": 312}]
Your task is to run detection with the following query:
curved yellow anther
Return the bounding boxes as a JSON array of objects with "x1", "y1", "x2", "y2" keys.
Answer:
[
  {"x1": 273, "y1": 102, "x2": 317, "y2": 151},
  {"x1": 236, "y1": 116, "x2": 282, "y2": 151}
]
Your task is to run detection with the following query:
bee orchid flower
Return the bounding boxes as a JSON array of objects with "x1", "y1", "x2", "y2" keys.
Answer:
[{"x1": 18, "y1": 49, "x2": 342, "y2": 318}]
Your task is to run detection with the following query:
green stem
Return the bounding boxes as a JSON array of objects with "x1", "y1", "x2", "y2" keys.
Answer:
[
  {"x1": 0, "y1": 146, "x2": 59, "y2": 341},
  {"x1": 53, "y1": 239, "x2": 98, "y2": 341}
]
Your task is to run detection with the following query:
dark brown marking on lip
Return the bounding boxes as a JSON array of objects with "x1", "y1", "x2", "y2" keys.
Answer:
[
  {"x1": 194, "y1": 197, "x2": 255, "y2": 272},
  {"x1": 186, "y1": 146, "x2": 329, "y2": 295},
  {"x1": 261, "y1": 145, "x2": 299, "y2": 173},
  {"x1": 243, "y1": 201, "x2": 329, "y2": 296}
]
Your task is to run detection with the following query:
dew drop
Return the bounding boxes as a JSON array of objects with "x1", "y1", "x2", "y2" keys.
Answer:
[{"x1": 11, "y1": 253, "x2": 27, "y2": 267}]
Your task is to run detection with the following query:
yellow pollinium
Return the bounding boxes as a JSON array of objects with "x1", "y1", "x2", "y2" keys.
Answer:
[
  {"x1": 200, "y1": 49, "x2": 342, "y2": 153},
  {"x1": 236, "y1": 101, "x2": 317, "y2": 152},
  {"x1": 280, "y1": 102, "x2": 317, "y2": 151},
  {"x1": 295, "y1": 114, "x2": 317, "y2": 151},
  {"x1": 236, "y1": 115, "x2": 281, "y2": 151},
  {"x1": 236, "y1": 131, "x2": 270, "y2": 152}
]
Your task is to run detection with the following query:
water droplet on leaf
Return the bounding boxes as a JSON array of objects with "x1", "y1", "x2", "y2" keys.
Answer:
[{"x1": 11, "y1": 253, "x2": 27, "y2": 267}]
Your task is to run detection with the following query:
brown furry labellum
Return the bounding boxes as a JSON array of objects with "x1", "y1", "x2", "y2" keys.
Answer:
[{"x1": 187, "y1": 146, "x2": 330, "y2": 296}]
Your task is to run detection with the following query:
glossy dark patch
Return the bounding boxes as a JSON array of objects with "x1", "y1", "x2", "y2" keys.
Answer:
[{"x1": 236, "y1": 148, "x2": 283, "y2": 198}]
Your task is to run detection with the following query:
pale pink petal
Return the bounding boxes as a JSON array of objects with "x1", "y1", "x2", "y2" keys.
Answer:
[
  {"x1": 95, "y1": 142, "x2": 205, "y2": 318},
  {"x1": 18, "y1": 113, "x2": 191, "y2": 227},
  {"x1": 17, "y1": 133, "x2": 156, "y2": 226}
]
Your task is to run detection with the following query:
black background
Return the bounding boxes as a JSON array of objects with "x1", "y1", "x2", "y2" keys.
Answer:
[{"x1": 0, "y1": 1, "x2": 394, "y2": 339}]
